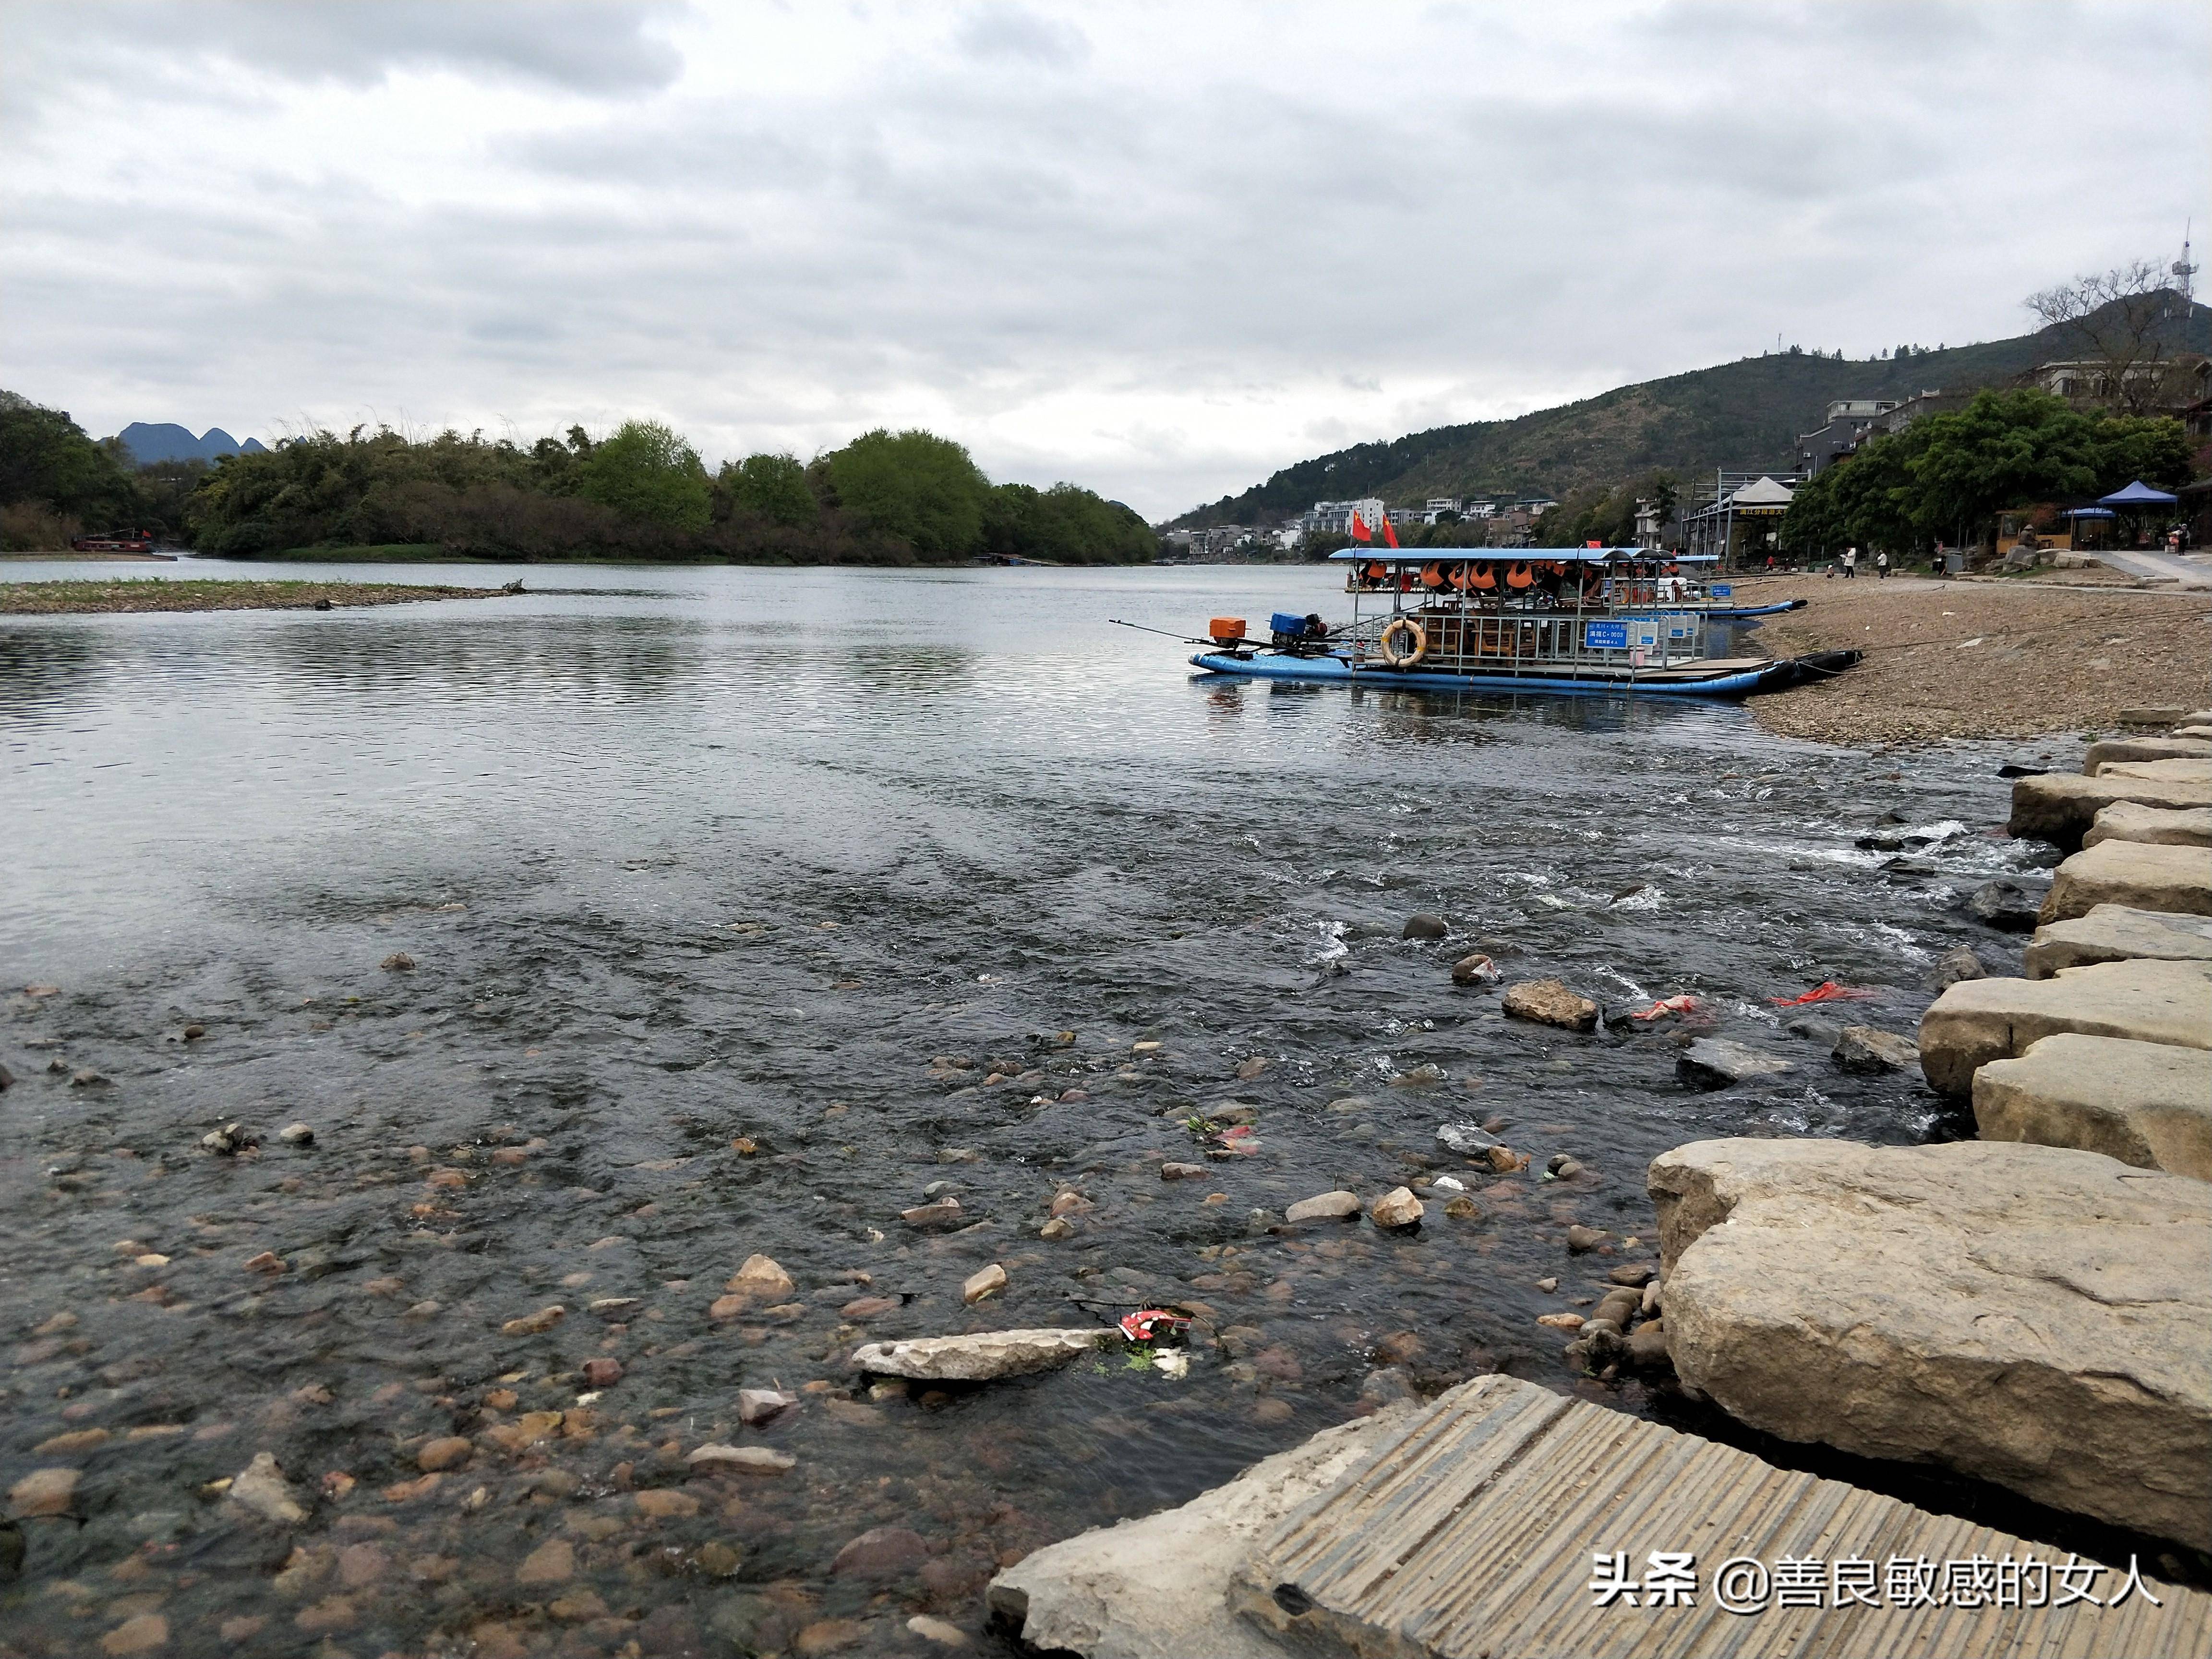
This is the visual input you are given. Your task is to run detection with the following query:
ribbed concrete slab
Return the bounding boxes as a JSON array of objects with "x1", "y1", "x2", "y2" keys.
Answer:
[
  {"x1": 1233, "y1": 1375, "x2": 2212, "y2": 1659},
  {"x1": 2026, "y1": 904, "x2": 2212, "y2": 977}
]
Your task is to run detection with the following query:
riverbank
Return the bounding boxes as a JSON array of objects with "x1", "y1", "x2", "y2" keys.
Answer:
[
  {"x1": 0, "y1": 578, "x2": 505, "y2": 615},
  {"x1": 1743, "y1": 574, "x2": 2212, "y2": 746}
]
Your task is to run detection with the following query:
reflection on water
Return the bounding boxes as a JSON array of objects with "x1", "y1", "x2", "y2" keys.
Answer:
[{"x1": 0, "y1": 562, "x2": 2095, "y2": 1656}]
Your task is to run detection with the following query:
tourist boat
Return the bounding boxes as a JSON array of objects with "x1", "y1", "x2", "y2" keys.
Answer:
[{"x1": 1185, "y1": 548, "x2": 1855, "y2": 699}]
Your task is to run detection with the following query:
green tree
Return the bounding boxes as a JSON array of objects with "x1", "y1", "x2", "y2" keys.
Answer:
[
  {"x1": 0, "y1": 392, "x2": 136, "y2": 523},
  {"x1": 722, "y1": 452, "x2": 818, "y2": 527},
  {"x1": 573, "y1": 420, "x2": 711, "y2": 531},
  {"x1": 980, "y1": 481, "x2": 1158, "y2": 563},
  {"x1": 823, "y1": 428, "x2": 990, "y2": 558}
]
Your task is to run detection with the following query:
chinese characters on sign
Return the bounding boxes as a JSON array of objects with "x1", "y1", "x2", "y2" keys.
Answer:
[{"x1": 1588, "y1": 1551, "x2": 2163, "y2": 1614}]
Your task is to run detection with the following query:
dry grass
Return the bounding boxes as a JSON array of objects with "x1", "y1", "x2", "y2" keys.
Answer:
[
  {"x1": 1739, "y1": 574, "x2": 2212, "y2": 745},
  {"x1": 0, "y1": 579, "x2": 501, "y2": 616}
]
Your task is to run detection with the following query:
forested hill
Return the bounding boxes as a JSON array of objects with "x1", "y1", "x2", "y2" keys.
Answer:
[{"x1": 1170, "y1": 300, "x2": 2210, "y2": 528}]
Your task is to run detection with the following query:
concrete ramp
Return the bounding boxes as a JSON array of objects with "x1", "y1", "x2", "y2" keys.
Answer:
[{"x1": 1233, "y1": 1375, "x2": 2210, "y2": 1659}]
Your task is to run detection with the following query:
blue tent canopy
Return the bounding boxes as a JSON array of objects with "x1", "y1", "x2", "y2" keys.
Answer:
[
  {"x1": 2099, "y1": 480, "x2": 2178, "y2": 507},
  {"x1": 2066, "y1": 507, "x2": 2116, "y2": 519}
]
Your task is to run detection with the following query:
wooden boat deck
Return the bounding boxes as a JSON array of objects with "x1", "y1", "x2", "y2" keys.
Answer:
[{"x1": 1234, "y1": 1375, "x2": 2212, "y2": 1659}]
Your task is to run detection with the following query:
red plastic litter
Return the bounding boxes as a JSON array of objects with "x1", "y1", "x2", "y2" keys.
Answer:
[
  {"x1": 1118, "y1": 1309, "x2": 1190, "y2": 1344},
  {"x1": 1631, "y1": 994, "x2": 1699, "y2": 1021},
  {"x1": 1767, "y1": 981, "x2": 1875, "y2": 1006}
]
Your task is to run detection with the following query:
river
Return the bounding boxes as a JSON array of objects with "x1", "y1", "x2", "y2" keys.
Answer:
[{"x1": 1, "y1": 558, "x2": 2064, "y2": 1656}]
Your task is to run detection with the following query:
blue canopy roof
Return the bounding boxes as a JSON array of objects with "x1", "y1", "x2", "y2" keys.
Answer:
[
  {"x1": 2066, "y1": 507, "x2": 2116, "y2": 519},
  {"x1": 1327, "y1": 547, "x2": 1640, "y2": 564},
  {"x1": 2099, "y1": 480, "x2": 2178, "y2": 506}
]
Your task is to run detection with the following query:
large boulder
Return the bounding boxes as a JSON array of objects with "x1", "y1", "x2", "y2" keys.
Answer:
[
  {"x1": 2083, "y1": 801, "x2": 2212, "y2": 848},
  {"x1": 988, "y1": 1402, "x2": 1420, "y2": 1659},
  {"x1": 1676, "y1": 1038, "x2": 1794, "y2": 1089},
  {"x1": 1500, "y1": 979, "x2": 1597, "y2": 1032},
  {"x1": 2083, "y1": 735, "x2": 2212, "y2": 774},
  {"x1": 1974, "y1": 1034, "x2": 2212, "y2": 1180},
  {"x1": 846, "y1": 1328, "x2": 1114, "y2": 1380},
  {"x1": 2025, "y1": 903, "x2": 2212, "y2": 977},
  {"x1": 1648, "y1": 1137, "x2": 2212, "y2": 1549},
  {"x1": 1917, "y1": 957, "x2": 2212, "y2": 1094},
  {"x1": 2039, "y1": 838, "x2": 2212, "y2": 925},
  {"x1": 2007, "y1": 769, "x2": 2212, "y2": 851}
]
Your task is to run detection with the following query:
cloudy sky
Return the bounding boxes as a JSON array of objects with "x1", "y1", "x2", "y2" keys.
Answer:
[{"x1": 3, "y1": 1, "x2": 2203, "y2": 518}]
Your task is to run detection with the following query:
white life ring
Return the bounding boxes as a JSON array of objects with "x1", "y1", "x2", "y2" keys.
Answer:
[{"x1": 1379, "y1": 617, "x2": 1427, "y2": 668}]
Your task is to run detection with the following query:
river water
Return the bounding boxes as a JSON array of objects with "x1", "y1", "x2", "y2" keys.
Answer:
[{"x1": 1, "y1": 560, "x2": 2068, "y2": 1656}]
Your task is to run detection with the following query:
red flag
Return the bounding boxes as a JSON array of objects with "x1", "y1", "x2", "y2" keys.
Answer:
[
  {"x1": 1381, "y1": 515, "x2": 1400, "y2": 549},
  {"x1": 1350, "y1": 512, "x2": 1372, "y2": 542}
]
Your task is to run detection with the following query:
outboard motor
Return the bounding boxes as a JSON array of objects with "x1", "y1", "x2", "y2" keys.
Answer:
[{"x1": 1269, "y1": 611, "x2": 1331, "y2": 653}]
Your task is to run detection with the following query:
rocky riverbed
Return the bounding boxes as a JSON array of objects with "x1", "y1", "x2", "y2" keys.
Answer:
[
  {"x1": 0, "y1": 563, "x2": 2123, "y2": 1656},
  {"x1": 1739, "y1": 574, "x2": 2212, "y2": 745}
]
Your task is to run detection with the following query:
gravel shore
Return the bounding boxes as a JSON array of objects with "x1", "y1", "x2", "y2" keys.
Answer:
[
  {"x1": 1740, "y1": 574, "x2": 2212, "y2": 746},
  {"x1": 0, "y1": 578, "x2": 501, "y2": 615}
]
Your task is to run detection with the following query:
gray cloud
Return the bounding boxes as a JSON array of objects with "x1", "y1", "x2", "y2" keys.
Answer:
[{"x1": 1, "y1": 0, "x2": 2201, "y2": 519}]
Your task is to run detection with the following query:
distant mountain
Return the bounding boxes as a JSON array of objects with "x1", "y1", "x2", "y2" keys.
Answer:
[
  {"x1": 1170, "y1": 298, "x2": 2210, "y2": 528},
  {"x1": 112, "y1": 422, "x2": 270, "y2": 466}
]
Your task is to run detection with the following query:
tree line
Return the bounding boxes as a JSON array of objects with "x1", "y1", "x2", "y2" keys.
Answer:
[
  {"x1": 0, "y1": 397, "x2": 1158, "y2": 565},
  {"x1": 1777, "y1": 388, "x2": 2188, "y2": 558}
]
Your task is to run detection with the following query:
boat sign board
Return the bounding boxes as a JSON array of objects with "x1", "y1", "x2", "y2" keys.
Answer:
[
  {"x1": 1711, "y1": 583, "x2": 1732, "y2": 597},
  {"x1": 1583, "y1": 621, "x2": 1628, "y2": 650}
]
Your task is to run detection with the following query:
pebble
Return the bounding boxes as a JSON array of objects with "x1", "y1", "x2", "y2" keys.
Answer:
[
  {"x1": 500, "y1": 1306, "x2": 565, "y2": 1335},
  {"x1": 581, "y1": 1357, "x2": 624, "y2": 1388},
  {"x1": 1048, "y1": 1191, "x2": 1092, "y2": 1218},
  {"x1": 100, "y1": 1615, "x2": 170, "y2": 1656},
  {"x1": 795, "y1": 1621, "x2": 868, "y2": 1657},
  {"x1": 922, "y1": 1179, "x2": 962, "y2": 1200},
  {"x1": 1677, "y1": 1038, "x2": 1795, "y2": 1089},
  {"x1": 516, "y1": 1538, "x2": 574, "y2": 1585},
  {"x1": 1436, "y1": 1123, "x2": 1500, "y2": 1155},
  {"x1": 1551, "y1": 1156, "x2": 1585, "y2": 1180},
  {"x1": 1390, "y1": 1062, "x2": 1446, "y2": 1087},
  {"x1": 182, "y1": 1023, "x2": 205, "y2": 1039},
  {"x1": 71, "y1": 1068, "x2": 110, "y2": 1087},
  {"x1": 1536, "y1": 1312, "x2": 1585, "y2": 1330},
  {"x1": 1252, "y1": 1398, "x2": 1296, "y2": 1425},
  {"x1": 278, "y1": 1123, "x2": 315, "y2": 1146},
  {"x1": 962, "y1": 1264, "x2": 1007, "y2": 1305},
  {"x1": 381, "y1": 952, "x2": 415, "y2": 971},
  {"x1": 243, "y1": 1251, "x2": 288, "y2": 1275},
  {"x1": 417, "y1": 1437, "x2": 472, "y2": 1472},
  {"x1": 725, "y1": 1254, "x2": 796, "y2": 1299},
  {"x1": 1642, "y1": 1279, "x2": 1662, "y2": 1315},
  {"x1": 203, "y1": 1122, "x2": 254, "y2": 1155},
  {"x1": 841, "y1": 1295, "x2": 900, "y2": 1319},
  {"x1": 1401, "y1": 913, "x2": 1448, "y2": 939},
  {"x1": 1565, "y1": 1225, "x2": 1609, "y2": 1253},
  {"x1": 907, "y1": 1613, "x2": 971, "y2": 1647},
  {"x1": 1485, "y1": 1145, "x2": 1522, "y2": 1173},
  {"x1": 1536, "y1": 1277, "x2": 1559, "y2": 1292},
  {"x1": 1235, "y1": 1056, "x2": 1268, "y2": 1079},
  {"x1": 1833, "y1": 1025, "x2": 1920, "y2": 1073},
  {"x1": 685, "y1": 1444, "x2": 795, "y2": 1476},
  {"x1": 832, "y1": 1526, "x2": 930, "y2": 1577},
  {"x1": 739, "y1": 1388, "x2": 797, "y2": 1426},
  {"x1": 1284, "y1": 1190, "x2": 1359, "y2": 1223},
  {"x1": 1608, "y1": 1262, "x2": 1657, "y2": 1287},
  {"x1": 901, "y1": 1200, "x2": 964, "y2": 1229},
  {"x1": 228, "y1": 1452, "x2": 308, "y2": 1524},
  {"x1": 633, "y1": 1489, "x2": 701, "y2": 1517},
  {"x1": 1443, "y1": 1195, "x2": 1479, "y2": 1219},
  {"x1": 9, "y1": 1467, "x2": 79, "y2": 1517},
  {"x1": 1932, "y1": 943, "x2": 1986, "y2": 990},
  {"x1": 1038, "y1": 1217, "x2": 1076, "y2": 1240},
  {"x1": 1159, "y1": 1162, "x2": 1207, "y2": 1180},
  {"x1": 1370, "y1": 1187, "x2": 1424, "y2": 1228}
]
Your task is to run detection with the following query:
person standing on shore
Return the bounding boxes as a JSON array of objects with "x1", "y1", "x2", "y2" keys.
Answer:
[
  {"x1": 1843, "y1": 546, "x2": 1858, "y2": 578},
  {"x1": 1875, "y1": 550, "x2": 1890, "y2": 579}
]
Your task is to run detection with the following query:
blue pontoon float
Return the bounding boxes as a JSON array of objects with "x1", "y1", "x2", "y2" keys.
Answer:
[{"x1": 1187, "y1": 548, "x2": 1856, "y2": 699}]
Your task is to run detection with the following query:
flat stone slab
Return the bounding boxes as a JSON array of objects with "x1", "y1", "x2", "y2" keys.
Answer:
[
  {"x1": 1232, "y1": 1373, "x2": 2212, "y2": 1658},
  {"x1": 2103, "y1": 757, "x2": 2212, "y2": 782},
  {"x1": 2027, "y1": 904, "x2": 2212, "y2": 977},
  {"x1": 2040, "y1": 839, "x2": 2212, "y2": 924},
  {"x1": 2084, "y1": 801, "x2": 2212, "y2": 848},
  {"x1": 2084, "y1": 735, "x2": 2212, "y2": 774},
  {"x1": 1975, "y1": 1033, "x2": 2212, "y2": 1180},
  {"x1": 846, "y1": 1327, "x2": 1113, "y2": 1380},
  {"x1": 1917, "y1": 957, "x2": 2212, "y2": 1094},
  {"x1": 2008, "y1": 770, "x2": 2212, "y2": 851},
  {"x1": 1649, "y1": 1138, "x2": 2212, "y2": 1551},
  {"x1": 989, "y1": 1402, "x2": 1419, "y2": 1659}
]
